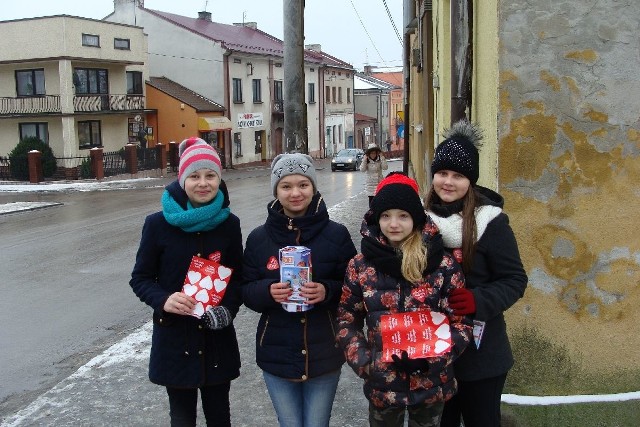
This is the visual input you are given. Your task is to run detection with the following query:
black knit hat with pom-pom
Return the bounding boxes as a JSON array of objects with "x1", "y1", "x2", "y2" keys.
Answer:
[{"x1": 431, "y1": 119, "x2": 483, "y2": 184}]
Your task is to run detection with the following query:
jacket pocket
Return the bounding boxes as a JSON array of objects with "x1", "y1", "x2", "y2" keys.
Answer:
[{"x1": 153, "y1": 308, "x2": 176, "y2": 327}]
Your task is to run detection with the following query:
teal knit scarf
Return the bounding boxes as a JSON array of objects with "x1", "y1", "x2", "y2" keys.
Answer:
[{"x1": 161, "y1": 190, "x2": 230, "y2": 232}]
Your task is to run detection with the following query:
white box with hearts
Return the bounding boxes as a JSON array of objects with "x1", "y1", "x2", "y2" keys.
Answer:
[
  {"x1": 181, "y1": 256, "x2": 233, "y2": 318},
  {"x1": 379, "y1": 310, "x2": 452, "y2": 362}
]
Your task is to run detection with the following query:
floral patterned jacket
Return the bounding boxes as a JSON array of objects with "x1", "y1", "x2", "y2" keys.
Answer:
[{"x1": 337, "y1": 215, "x2": 472, "y2": 408}]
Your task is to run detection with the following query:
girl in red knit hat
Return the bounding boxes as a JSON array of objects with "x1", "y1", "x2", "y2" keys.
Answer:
[{"x1": 337, "y1": 172, "x2": 473, "y2": 427}]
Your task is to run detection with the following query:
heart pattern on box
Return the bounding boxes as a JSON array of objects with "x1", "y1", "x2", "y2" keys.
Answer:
[
  {"x1": 380, "y1": 310, "x2": 452, "y2": 362},
  {"x1": 181, "y1": 256, "x2": 234, "y2": 318}
]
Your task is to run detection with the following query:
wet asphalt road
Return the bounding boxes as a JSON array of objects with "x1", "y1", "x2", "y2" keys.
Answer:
[{"x1": 0, "y1": 158, "x2": 403, "y2": 426}]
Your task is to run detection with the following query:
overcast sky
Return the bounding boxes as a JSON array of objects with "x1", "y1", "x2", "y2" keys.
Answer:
[{"x1": 0, "y1": 0, "x2": 404, "y2": 71}]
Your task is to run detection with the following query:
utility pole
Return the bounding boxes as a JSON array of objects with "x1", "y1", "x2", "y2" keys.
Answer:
[{"x1": 283, "y1": 0, "x2": 308, "y2": 153}]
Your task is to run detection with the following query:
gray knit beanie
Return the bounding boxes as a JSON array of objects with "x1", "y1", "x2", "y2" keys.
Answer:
[{"x1": 270, "y1": 153, "x2": 317, "y2": 197}]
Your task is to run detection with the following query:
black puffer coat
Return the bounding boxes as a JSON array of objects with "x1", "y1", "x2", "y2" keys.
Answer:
[
  {"x1": 130, "y1": 181, "x2": 243, "y2": 388},
  {"x1": 242, "y1": 192, "x2": 356, "y2": 380},
  {"x1": 337, "y1": 214, "x2": 472, "y2": 408},
  {"x1": 427, "y1": 186, "x2": 528, "y2": 381}
]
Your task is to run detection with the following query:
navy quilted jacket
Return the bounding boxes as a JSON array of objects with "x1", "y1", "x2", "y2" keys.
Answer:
[
  {"x1": 242, "y1": 193, "x2": 356, "y2": 380},
  {"x1": 130, "y1": 181, "x2": 243, "y2": 388}
]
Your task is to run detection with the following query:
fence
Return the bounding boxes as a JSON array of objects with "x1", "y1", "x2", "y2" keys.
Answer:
[{"x1": 1, "y1": 145, "x2": 168, "y2": 182}]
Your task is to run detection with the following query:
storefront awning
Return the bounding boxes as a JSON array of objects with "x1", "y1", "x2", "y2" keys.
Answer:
[{"x1": 198, "y1": 116, "x2": 233, "y2": 131}]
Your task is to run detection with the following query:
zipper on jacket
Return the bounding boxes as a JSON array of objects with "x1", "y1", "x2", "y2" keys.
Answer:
[{"x1": 259, "y1": 315, "x2": 270, "y2": 347}]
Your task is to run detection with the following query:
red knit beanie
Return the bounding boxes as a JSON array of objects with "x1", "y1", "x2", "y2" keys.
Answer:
[{"x1": 369, "y1": 172, "x2": 426, "y2": 228}]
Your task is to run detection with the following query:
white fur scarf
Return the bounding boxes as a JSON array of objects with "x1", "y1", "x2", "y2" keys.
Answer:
[{"x1": 428, "y1": 205, "x2": 502, "y2": 248}]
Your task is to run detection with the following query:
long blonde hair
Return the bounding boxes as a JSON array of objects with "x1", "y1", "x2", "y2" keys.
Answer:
[{"x1": 399, "y1": 229, "x2": 427, "y2": 283}]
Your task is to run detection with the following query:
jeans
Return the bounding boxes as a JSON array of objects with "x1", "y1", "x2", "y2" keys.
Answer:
[
  {"x1": 166, "y1": 382, "x2": 231, "y2": 427},
  {"x1": 263, "y1": 369, "x2": 341, "y2": 427},
  {"x1": 369, "y1": 401, "x2": 444, "y2": 427},
  {"x1": 440, "y1": 373, "x2": 507, "y2": 427}
]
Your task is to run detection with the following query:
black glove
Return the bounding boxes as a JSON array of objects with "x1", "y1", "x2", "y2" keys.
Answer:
[
  {"x1": 201, "y1": 306, "x2": 232, "y2": 330},
  {"x1": 391, "y1": 351, "x2": 430, "y2": 375}
]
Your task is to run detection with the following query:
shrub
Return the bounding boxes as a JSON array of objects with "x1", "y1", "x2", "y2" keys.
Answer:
[
  {"x1": 79, "y1": 156, "x2": 92, "y2": 179},
  {"x1": 9, "y1": 136, "x2": 57, "y2": 180}
]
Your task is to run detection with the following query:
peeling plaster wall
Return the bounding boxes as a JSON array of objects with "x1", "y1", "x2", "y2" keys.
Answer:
[{"x1": 498, "y1": 0, "x2": 640, "y2": 376}]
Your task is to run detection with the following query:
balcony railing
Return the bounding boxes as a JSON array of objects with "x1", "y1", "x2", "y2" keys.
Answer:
[
  {"x1": 74, "y1": 94, "x2": 145, "y2": 112},
  {"x1": 0, "y1": 95, "x2": 61, "y2": 115},
  {"x1": 0, "y1": 94, "x2": 145, "y2": 115},
  {"x1": 272, "y1": 100, "x2": 284, "y2": 114}
]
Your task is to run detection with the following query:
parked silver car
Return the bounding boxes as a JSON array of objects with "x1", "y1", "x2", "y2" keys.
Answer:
[{"x1": 331, "y1": 148, "x2": 364, "y2": 171}]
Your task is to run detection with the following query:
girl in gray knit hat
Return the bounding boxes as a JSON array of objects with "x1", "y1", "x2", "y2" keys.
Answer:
[{"x1": 242, "y1": 152, "x2": 357, "y2": 427}]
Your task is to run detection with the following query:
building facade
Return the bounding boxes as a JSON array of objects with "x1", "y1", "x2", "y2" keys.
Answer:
[
  {"x1": 404, "y1": 0, "x2": 640, "y2": 398},
  {"x1": 0, "y1": 15, "x2": 147, "y2": 159}
]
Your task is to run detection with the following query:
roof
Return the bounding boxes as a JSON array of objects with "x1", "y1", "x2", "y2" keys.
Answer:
[
  {"x1": 145, "y1": 9, "x2": 323, "y2": 64},
  {"x1": 147, "y1": 77, "x2": 225, "y2": 112},
  {"x1": 371, "y1": 71, "x2": 403, "y2": 87},
  {"x1": 355, "y1": 113, "x2": 377, "y2": 122},
  {"x1": 354, "y1": 73, "x2": 399, "y2": 91}
]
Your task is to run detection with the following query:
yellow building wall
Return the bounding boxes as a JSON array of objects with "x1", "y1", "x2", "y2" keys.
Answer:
[
  {"x1": 417, "y1": 0, "x2": 640, "y2": 395},
  {"x1": 145, "y1": 85, "x2": 200, "y2": 146}
]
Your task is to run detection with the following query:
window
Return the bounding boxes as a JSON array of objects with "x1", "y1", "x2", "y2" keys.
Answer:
[
  {"x1": 325, "y1": 86, "x2": 331, "y2": 103},
  {"x1": 16, "y1": 69, "x2": 45, "y2": 96},
  {"x1": 126, "y1": 71, "x2": 143, "y2": 95},
  {"x1": 234, "y1": 132, "x2": 242, "y2": 157},
  {"x1": 233, "y1": 78, "x2": 243, "y2": 103},
  {"x1": 82, "y1": 33, "x2": 100, "y2": 47},
  {"x1": 347, "y1": 88, "x2": 351, "y2": 104},
  {"x1": 308, "y1": 83, "x2": 315, "y2": 104},
  {"x1": 114, "y1": 38, "x2": 130, "y2": 50},
  {"x1": 252, "y1": 79, "x2": 262, "y2": 103},
  {"x1": 19, "y1": 122, "x2": 49, "y2": 145},
  {"x1": 338, "y1": 87, "x2": 343, "y2": 103},
  {"x1": 274, "y1": 80, "x2": 283, "y2": 101},
  {"x1": 74, "y1": 68, "x2": 108, "y2": 94},
  {"x1": 332, "y1": 87, "x2": 336, "y2": 103},
  {"x1": 78, "y1": 120, "x2": 102, "y2": 149}
]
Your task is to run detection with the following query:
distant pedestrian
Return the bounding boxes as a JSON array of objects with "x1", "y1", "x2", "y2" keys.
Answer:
[
  {"x1": 137, "y1": 127, "x2": 147, "y2": 149},
  {"x1": 361, "y1": 143, "x2": 388, "y2": 206},
  {"x1": 242, "y1": 153, "x2": 357, "y2": 427},
  {"x1": 385, "y1": 137, "x2": 392, "y2": 153},
  {"x1": 424, "y1": 120, "x2": 528, "y2": 427},
  {"x1": 337, "y1": 173, "x2": 473, "y2": 427},
  {"x1": 130, "y1": 137, "x2": 243, "y2": 426}
]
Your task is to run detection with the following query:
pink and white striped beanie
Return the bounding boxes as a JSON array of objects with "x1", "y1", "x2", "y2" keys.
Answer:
[{"x1": 178, "y1": 137, "x2": 222, "y2": 188}]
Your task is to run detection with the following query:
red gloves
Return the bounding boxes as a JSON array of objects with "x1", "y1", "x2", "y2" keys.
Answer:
[{"x1": 449, "y1": 288, "x2": 476, "y2": 315}]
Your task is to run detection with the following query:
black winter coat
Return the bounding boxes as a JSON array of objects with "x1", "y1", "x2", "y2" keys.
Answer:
[
  {"x1": 130, "y1": 181, "x2": 243, "y2": 388},
  {"x1": 427, "y1": 186, "x2": 528, "y2": 381},
  {"x1": 242, "y1": 192, "x2": 357, "y2": 381}
]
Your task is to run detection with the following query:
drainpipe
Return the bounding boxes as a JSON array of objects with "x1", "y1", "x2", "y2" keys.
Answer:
[
  {"x1": 402, "y1": 0, "x2": 416, "y2": 174},
  {"x1": 450, "y1": 0, "x2": 473, "y2": 123}
]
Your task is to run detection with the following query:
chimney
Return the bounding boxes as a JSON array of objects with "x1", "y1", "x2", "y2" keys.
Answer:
[
  {"x1": 305, "y1": 44, "x2": 322, "y2": 52},
  {"x1": 364, "y1": 65, "x2": 373, "y2": 76},
  {"x1": 233, "y1": 22, "x2": 257, "y2": 30},
  {"x1": 198, "y1": 11, "x2": 212, "y2": 22}
]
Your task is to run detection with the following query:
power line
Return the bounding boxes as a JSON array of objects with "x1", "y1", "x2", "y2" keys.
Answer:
[
  {"x1": 348, "y1": 0, "x2": 386, "y2": 66},
  {"x1": 382, "y1": 0, "x2": 403, "y2": 46}
]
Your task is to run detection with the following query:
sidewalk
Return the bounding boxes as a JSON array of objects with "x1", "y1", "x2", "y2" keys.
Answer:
[{"x1": 0, "y1": 157, "x2": 373, "y2": 427}]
